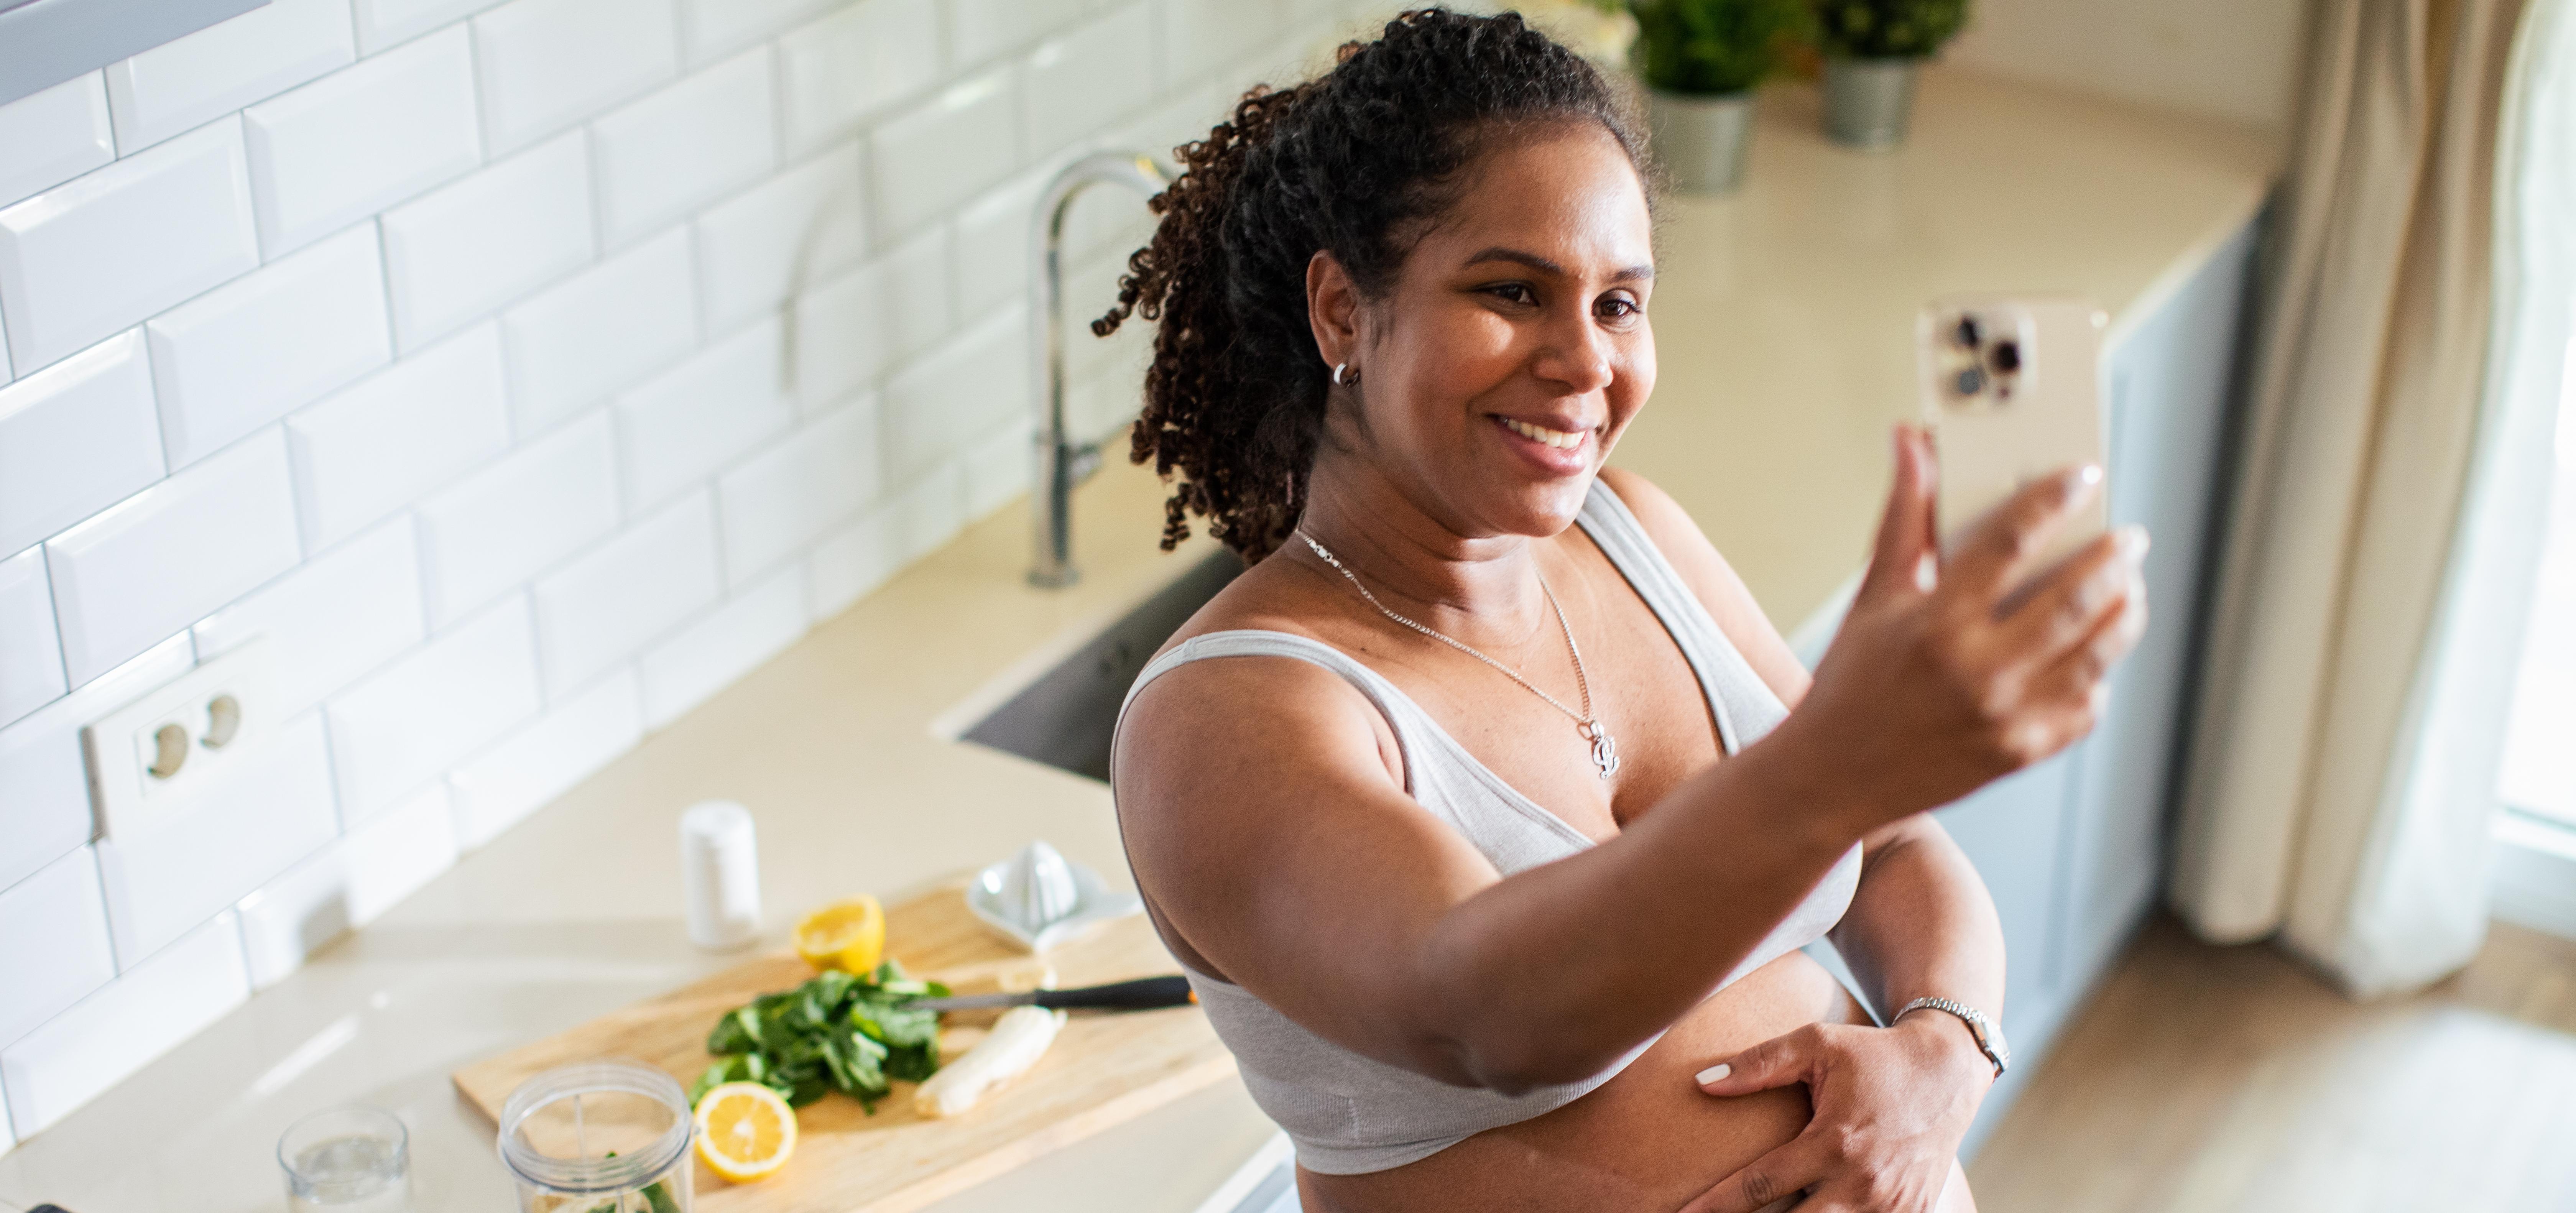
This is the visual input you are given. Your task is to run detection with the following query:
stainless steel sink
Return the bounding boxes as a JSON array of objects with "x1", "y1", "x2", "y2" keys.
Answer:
[{"x1": 962, "y1": 551, "x2": 1243, "y2": 781}]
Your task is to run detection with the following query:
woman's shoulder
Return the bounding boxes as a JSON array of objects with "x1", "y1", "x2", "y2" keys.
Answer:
[
  {"x1": 1157, "y1": 550, "x2": 1330, "y2": 651},
  {"x1": 1591, "y1": 466, "x2": 1738, "y2": 595},
  {"x1": 1115, "y1": 554, "x2": 1409, "y2": 803},
  {"x1": 1591, "y1": 467, "x2": 1813, "y2": 706},
  {"x1": 1592, "y1": 466, "x2": 1697, "y2": 548}
]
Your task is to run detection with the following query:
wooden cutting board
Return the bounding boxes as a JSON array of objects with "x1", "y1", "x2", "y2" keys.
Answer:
[{"x1": 452, "y1": 883, "x2": 1237, "y2": 1213}]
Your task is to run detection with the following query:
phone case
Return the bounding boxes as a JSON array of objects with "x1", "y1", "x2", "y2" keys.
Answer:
[{"x1": 1917, "y1": 296, "x2": 2110, "y2": 568}]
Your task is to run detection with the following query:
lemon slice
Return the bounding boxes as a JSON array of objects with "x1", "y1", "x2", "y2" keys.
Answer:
[
  {"x1": 795, "y1": 896, "x2": 887, "y2": 974},
  {"x1": 694, "y1": 1081, "x2": 797, "y2": 1183}
]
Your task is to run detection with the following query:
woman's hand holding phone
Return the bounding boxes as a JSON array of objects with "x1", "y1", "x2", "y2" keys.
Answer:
[{"x1": 1792, "y1": 424, "x2": 2149, "y2": 830}]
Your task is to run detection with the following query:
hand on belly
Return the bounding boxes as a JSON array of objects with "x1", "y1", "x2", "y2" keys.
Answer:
[{"x1": 1300, "y1": 951, "x2": 1864, "y2": 1211}]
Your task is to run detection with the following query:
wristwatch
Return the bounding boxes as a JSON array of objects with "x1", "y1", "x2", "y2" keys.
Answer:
[{"x1": 1893, "y1": 997, "x2": 2010, "y2": 1077}]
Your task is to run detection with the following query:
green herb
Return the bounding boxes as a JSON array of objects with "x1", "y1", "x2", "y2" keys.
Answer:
[
  {"x1": 642, "y1": 1179, "x2": 682, "y2": 1213},
  {"x1": 689, "y1": 961, "x2": 950, "y2": 1113}
]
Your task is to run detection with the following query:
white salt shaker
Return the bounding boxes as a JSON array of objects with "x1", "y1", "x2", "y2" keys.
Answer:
[{"x1": 679, "y1": 800, "x2": 761, "y2": 950}]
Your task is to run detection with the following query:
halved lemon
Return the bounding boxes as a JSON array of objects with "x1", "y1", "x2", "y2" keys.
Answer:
[
  {"x1": 795, "y1": 896, "x2": 886, "y2": 974},
  {"x1": 694, "y1": 1081, "x2": 797, "y2": 1183}
]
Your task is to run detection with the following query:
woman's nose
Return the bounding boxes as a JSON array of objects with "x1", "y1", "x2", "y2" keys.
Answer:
[{"x1": 1531, "y1": 312, "x2": 1615, "y2": 395}]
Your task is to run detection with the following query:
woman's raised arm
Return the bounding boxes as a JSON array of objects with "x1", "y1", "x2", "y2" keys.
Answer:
[{"x1": 1116, "y1": 428, "x2": 2144, "y2": 1096}]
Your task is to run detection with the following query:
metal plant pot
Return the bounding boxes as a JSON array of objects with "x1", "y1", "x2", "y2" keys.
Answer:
[
  {"x1": 1823, "y1": 57, "x2": 1921, "y2": 150},
  {"x1": 1647, "y1": 89, "x2": 1756, "y2": 194}
]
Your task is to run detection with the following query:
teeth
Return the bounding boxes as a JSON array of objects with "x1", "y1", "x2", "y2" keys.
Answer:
[{"x1": 1503, "y1": 418, "x2": 1587, "y2": 450}]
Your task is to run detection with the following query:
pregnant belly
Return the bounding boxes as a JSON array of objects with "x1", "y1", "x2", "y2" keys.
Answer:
[{"x1": 1298, "y1": 950, "x2": 1867, "y2": 1213}]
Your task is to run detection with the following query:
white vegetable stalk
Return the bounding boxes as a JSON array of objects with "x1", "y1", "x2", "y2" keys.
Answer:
[{"x1": 914, "y1": 1005, "x2": 1065, "y2": 1118}]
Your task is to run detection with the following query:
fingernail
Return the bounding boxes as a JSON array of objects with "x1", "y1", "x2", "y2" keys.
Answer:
[{"x1": 1695, "y1": 1063, "x2": 1731, "y2": 1085}]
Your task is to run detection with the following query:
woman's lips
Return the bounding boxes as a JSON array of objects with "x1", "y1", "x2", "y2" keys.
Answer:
[{"x1": 1490, "y1": 414, "x2": 1594, "y2": 473}]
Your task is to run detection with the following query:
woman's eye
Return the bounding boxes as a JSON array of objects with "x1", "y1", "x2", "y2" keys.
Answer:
[
  {"x1": 1596, "y1": 296, "x2": 1641, "y2": 320},
  {"x1": 1485, "y1": 283, "x2": 1536, "y2": 306}
]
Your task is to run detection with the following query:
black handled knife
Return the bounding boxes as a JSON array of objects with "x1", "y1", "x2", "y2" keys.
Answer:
[{"x1": 916, "y1": 974, "x2": 1194, "y2": 1012}]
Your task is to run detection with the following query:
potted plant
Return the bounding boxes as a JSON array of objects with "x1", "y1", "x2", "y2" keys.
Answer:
[
  {"x1": 1812, "y1": 0, "x2": 1969, "y2": 149},
  {"x1": 1629, "y1": 0, "x2": 1808, "y2": 193}
]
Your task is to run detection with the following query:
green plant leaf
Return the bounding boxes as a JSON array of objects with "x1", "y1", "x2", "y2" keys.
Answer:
[
  {"x1": 694, "y1": 964, "x2": 947, "y2": 1114},
  {"x1": 1811, "y1": 0, "x2": 1969, "y2": 58},
  {"x1": 1630, "y1": 0, "x2": 1812, "y2": 94}
]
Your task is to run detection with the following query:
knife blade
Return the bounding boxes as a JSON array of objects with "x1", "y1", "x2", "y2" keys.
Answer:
[{"x1": 916, "y1": 974, "x2": 1195, "y2": 1012}]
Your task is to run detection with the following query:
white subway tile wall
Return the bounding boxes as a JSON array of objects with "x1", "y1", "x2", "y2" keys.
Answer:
[
  {"x1": 144, "y1": 224, "x2": 393, "y2": 468},
  {"x1": 0, "y1": 549, "x2": 64, "y2": 726},
  {"x1": 0, "y1": 333, "x2": 165, "y2": 559},
  {"x1": 589, "y1": 48, "x2": 779, "y2": 249},
  {"x1": 324, "y1": 597, "x2": 541, "y2": 822},
  {"x1": 285, "y1": 323, "x2": 512, "y2": 547},
  {"x1": 0, "y1": 75, "x2": 115, "y2": 210},
  {"x1": 102, "y1": 0, "x2": 358, "y2": 154},
  {"x1": 193, "y1": 518, "x2": 425, "y2": 718},
  {"x1": 500, "y1": 228, "x2": 699, "y2": 433},
  {"x1": 614, "y1": 317, "x2": 798, "y2": 512},
  {"x1": 692, "y1": 145, "x2": 868, "y2": 333},
  {"x1": 0, "y1": 849, "x2": 117, "y2": 1049},
  {"x1": 0, "y1": 122, "x2": 260, "y2": 371},
  {"x1": 413, "y1": 409, "x2": 618, "y2": 625},
  {"x1": 638, "y1": 562, "x2": 807, "y2": 728},
  {"x1": 449, "y1": 667, "x2": 643, "y2": 844},
  {"x1": 0, "y1": 0, "x2": 1407, "y2": 1149},
  {"x1": 531, "y1": 492, "x2": 720, "y2": 694},
  {"x1": 355, "y1": 0, "x2": 488, "y2": 54},
  {"x1": 378, "y1": 132, "x2": 595, "y2": 351},
  {"x1": 679, "y1": 0, "x2": 839, "y2": 68},
  {"x1": 242, "y1": 26, "x2": 481, "y2": 257},
  {"x1": 472, "y1": 0, "x2": 680, "y2": 156},
  {"x1": 44, "y1": 431, "x2": 300, "y2": 686}
]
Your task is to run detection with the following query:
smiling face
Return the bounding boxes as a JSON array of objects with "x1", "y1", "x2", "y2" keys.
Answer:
[{"x1": 1306, "y1": 120, "x2": 1657, "y2": 541}]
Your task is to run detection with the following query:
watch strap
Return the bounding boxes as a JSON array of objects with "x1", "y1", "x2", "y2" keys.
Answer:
[{"x1": 1893, "y1": 996, "x2": 2009, "y2": 1077}]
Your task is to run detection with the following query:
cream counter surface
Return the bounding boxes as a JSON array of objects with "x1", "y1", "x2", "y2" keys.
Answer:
[{"x1": 0, "y1": 67, "x2": 2272, "y2": 1213}]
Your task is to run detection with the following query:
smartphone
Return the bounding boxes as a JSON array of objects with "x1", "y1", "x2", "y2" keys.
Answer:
[{"x1": 1916, "y1": 295, "x2": 2110, "y2": 569}]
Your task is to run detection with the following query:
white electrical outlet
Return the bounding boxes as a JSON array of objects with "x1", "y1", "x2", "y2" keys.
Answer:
[{"x1": 82, "y1": 639, "x2": 275, "y2": 841}]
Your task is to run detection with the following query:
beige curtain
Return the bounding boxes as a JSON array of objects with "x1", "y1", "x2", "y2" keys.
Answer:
[{"x1": 2169, "y1": 0, "x2": 2532, "y2": 995}]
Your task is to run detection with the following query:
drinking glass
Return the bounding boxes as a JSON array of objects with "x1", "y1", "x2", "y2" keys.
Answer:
[{"x1": 279, "y1": 1106, "x2": 412, "y2": 1213}]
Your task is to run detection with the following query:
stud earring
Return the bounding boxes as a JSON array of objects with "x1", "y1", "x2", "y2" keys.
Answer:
[{"x1": 1332, "y1": 362, "x2": 1359, "y2": 386}]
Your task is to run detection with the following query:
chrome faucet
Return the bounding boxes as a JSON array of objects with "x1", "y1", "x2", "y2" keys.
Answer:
[{"x1": 1027, "y1": 151, "x2": 1172, "y2": 588}]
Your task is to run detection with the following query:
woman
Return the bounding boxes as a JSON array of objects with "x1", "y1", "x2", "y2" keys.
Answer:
[{"x1": 1102, "y1": 12, "x2": 2147, "y2": 1211}]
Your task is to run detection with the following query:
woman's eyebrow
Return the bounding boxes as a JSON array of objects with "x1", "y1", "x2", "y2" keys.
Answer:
[{"x1": 1462, "y1": 246, "x2": 1656, "y2": 282}]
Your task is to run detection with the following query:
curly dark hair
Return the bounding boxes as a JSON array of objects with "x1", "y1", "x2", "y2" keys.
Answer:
[{"x1": 1092, "y1": 8, "x2": 1652, "y2": 561}]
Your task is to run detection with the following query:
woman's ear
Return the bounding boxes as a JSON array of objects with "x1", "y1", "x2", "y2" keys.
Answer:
[{"x1": 1305, "y1": 250, "x2": 1362, "y2": 372}]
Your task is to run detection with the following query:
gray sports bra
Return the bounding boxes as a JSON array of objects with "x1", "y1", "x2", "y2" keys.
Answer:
[{"x1": 1113, "y1": 480, "x2": 1862, "y2": 1175}]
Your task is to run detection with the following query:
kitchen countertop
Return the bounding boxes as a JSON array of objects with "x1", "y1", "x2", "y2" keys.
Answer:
[{"x1": 0, "y1": 66, "x2": 2274, "y2": 1213}]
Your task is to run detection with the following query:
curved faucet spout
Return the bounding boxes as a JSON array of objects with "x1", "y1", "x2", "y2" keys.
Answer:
[{"x1": 1029, "y1": 151, "x2": 1173, "y2": 588}]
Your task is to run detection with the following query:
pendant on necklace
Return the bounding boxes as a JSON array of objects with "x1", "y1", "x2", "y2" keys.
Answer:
[{"x1": 1578, "y1": 720, "x2": 1620, "y2": 780}]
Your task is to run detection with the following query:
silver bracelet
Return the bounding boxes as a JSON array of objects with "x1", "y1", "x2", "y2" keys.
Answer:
[{"x1": 1892, "y1": 996, "x2": 2010, "y2": 1077}]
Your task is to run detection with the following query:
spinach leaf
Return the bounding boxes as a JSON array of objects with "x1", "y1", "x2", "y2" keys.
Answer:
[{"x1": 691, "y1": 962, "x2": 945, "y2": 1113}]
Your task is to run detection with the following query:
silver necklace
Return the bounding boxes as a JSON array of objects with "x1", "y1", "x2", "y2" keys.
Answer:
[{"x1": 1295, "y1": 531, "x2": 1620, "y2": 780}]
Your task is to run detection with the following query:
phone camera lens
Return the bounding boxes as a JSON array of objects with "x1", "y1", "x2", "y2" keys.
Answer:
[
  {"x1": 1953, "y1": 367, "x2": 1987, "y2": 397},
  {"x1": 1954, "y1": 316, "x2": 1983, "y2": 349},
  {"x1": 1990, "y1": 340, "x2": 2022, "y2": 373}
]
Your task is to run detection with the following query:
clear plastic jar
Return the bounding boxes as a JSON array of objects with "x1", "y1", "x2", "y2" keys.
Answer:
[{"x1": 497, "y1": 1060, "x2": 694, "y2": 1213}]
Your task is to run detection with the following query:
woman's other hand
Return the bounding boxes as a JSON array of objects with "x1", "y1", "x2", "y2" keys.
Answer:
[
  {"x1": 1678, "y1": 1015, "x2": 1988, "y2": 1213},
  {"x1": 1791, "y1": 424, "x2": 2149, "y2": 827}
]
